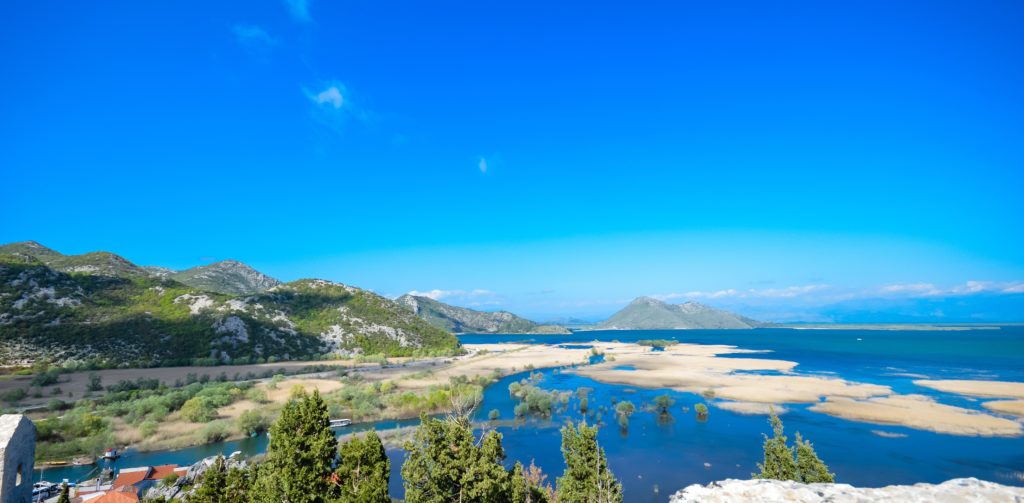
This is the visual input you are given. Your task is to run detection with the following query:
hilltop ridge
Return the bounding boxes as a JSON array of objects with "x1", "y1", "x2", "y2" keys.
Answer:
[
  {"x1": 595, "y1": 296, "x2": 761, "y2": 330},
  {"x1": 397, "y1": 294, "x2": 570, "y2": 334}
]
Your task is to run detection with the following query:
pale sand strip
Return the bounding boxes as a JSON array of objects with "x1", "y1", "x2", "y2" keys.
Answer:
[
  {"x1": 565, "y1": 343, "x2": 1023, "y2": 437},
  {"x1": 397, "y1": 343, "x2": 596, "y2": 389},
  {"x1": 809, "y1": 395, "x2": 1023, "y2": 436},
  {"x1": 714, "y1": 401, "x2": 788, "y2": 415},
  {"x1": 570, "y1": 348, "x2": 889, "y2": 404},
  {"x1": 983, "y1": 400, "x2": 1024, "y2": 417},
  {"x1": 914, "y1": 379, "x2": 1024, "y2": 399}
]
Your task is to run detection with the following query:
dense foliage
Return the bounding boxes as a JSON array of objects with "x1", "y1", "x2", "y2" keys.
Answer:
[
  {"x1": 754, "y1": 411, "x2": 834, "y2": 483},
  {"x1": 556, "y1": 422, "x2": 622, "y2": 503},
  {"x1": 0, "y1": 245, "x2": 461, "y2": 367}
]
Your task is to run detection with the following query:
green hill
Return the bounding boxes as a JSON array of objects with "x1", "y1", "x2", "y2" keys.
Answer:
[
  {"x1": 595, "y1": 296, "x2": 761, "y2": 330},
  {"x1": 0, "y1": 242, "x2": 460, "y2": 367},
  {"x1": 397, "y1": 294, "x2": 570, "y2": 334}
]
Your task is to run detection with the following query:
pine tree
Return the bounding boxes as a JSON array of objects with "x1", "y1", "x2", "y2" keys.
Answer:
[
  {"x1": 556, "y1": 422, "x2": 622, "y2": 503},
  {"x1": 189, "y1": 456, "x2": 227, "y2": 503},
  {"x1": 56, "y1": 483, "x2": 70, "y2": 503},
  {"x1": 754, "y1": 412, "x2": 798, "y2": 481},
  {"x1": 795, "y1": 433, "x2": 835, "y2": 483},
  {"x1": 254, "y1": 388, "x2": 339, "y2": 503},
  {"x1": 223, "y1": 465, "x2": 257, "y2": 502},
  {"x1": 335, "y1": 430, "x2": 390, "y2": 503},
  {"x1": 401, "y1": 414, "x2": 512, "y2": 503}
]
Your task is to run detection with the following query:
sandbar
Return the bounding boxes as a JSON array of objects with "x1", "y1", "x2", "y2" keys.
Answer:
[
  {"x1": 914, "y1": 379, "x2": 1024, "y2": 399},
  {"x1": 983, "y1": 400, "x2": 1024, "y2": 417},
  {"x1": 809, "y1": 394, "x2": 1023, "y2": 437}
]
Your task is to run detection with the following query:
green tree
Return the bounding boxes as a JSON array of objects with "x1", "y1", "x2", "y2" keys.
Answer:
[
  {"x1": 510, "y1": 461, "x2": 553, "y2": 503},
  {"x1": 224, "y1": 465, "x2": 257, "y2": 502},
  {"x1": 556, "y1": 422, "x2": 622, "y2": 503},
  {"x1": 402, "y1": 414, "x2": 511, "y2": 503},
  {"x1": 188, "y1": 455, "x2": 227, "y2": 503},
  {"x1": 237, "y1": 410, "x2": 268, "y2": 436},
  {"x1": 253, "y1": 388, "x2": 339, "y2": 503},
  {"x1": 795, "y1": 433, "x2": 834, "y2": 483},
  {"x1": 335, "y1": 430, "x2": 390, "y2": 503},
  {"x1": 653, "y1": 395, "x2": 674, "y2": 415},
  {"x1": 754, "y1": 412, "x2": 797, "y2": 481},
  {"x1": 180, "y1": 397, "x2": 216, "y2": 423},
  {"x1": 56, "y1": 483, "x2": 70, "y2": 503},
  {"x1": 694, "y1": 403, "x2": 709, "y2": 417}
]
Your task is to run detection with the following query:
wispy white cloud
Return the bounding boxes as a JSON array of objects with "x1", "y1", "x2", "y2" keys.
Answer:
[
  {"x1": 656, "y1": 284, "x2": 830, "y2": 301},
  {"x1": 407, "y1": 289, "x2": 494, "y2": 301},
  {"x1": 232, "y1": 24, "x2": 276, "y2": 46},
  {"x1": 478, "y1": 157, "x2": 489, "y2": 174},
  {"x1": 309, "y1": 85, "x2": 344, "y2": 109},
  {"x1": 284, "y1": 0, "x2": 312, "y2": 22},
  {"x1": 879, "y1": 280, "x2": 1024, "y2": 297}
]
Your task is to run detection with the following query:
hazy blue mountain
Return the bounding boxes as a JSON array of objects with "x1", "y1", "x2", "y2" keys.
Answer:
[
  {"x1": 0, "y1": 242, "x2": 458, "y2": 366},
  {"x1": 397, "y1": 294, "x2": 570, "y2": 334},
  {"x1": 595, "y1": 296, "x2": 761, "y2": 330},
  {"x1": 170, "y1": 260, "x2": 282, "y2": 295}
]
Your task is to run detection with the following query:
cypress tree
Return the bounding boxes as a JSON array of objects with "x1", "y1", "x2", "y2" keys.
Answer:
[
  {"x1": 254, "y1": 388, "x2": 339, "y2": 503},
  {"x1": 556, "y1": 422, "x2": 622, "y2": 503},
  {"x1": 189, "y1": 456, "x2": 227, "y2": 503},
  {"x1": 56, "y1": 483, "x2": 70, "y2": 503},
  {"x1": 754, "y1": 412, "x2": 798, "y2": 481},
  {"x1": 401, "y1": 414, "x2": 511, "y2": 503},
  {"x1": 795, "y1": 433, "x2": 835, "y2": 483},
  {"x1": 335, "y1": 430, "x2": 391, "y2": 503}
]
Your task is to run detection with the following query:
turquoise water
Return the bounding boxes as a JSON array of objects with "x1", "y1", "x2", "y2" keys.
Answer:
[{"x1": 37, "y1": 328, "x2": 1024, "y2": 501}]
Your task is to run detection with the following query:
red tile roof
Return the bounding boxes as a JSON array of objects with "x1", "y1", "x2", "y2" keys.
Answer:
[
  {"x1": 111, "y1": 467, "x2": 151, "y2": 488},
  {"x1": 146, "y1": 464, "x2": 180, "y2": 481},
  {"x1": 92, "y1": 492, "x2": 140, "y2": 503}
]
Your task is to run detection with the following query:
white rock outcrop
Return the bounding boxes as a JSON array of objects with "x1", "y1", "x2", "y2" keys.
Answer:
[{"x1": 669, "y1": 478, "x2": 1024, "y2": 503}]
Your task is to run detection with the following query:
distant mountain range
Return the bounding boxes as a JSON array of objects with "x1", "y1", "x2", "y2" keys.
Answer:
[
  {"x1": 396, "y1": 294, "x2": 570, "y2": 334},
  {"x1": 594, "y1": 296, "x2": 763, "y2": 330},
  {"x1": 0, "y1": 241, "x2": 458, "y2": 366}
]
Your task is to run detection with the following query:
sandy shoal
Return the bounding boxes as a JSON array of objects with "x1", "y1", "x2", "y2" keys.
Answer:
[
  {"x1": 397, "y1": 343, "x2": 596, "y2": 389},
  {"x1": 714, "y1": 401, "x2": 788, "y2": 415},
  {"x1": 983, "y1": 400, "x2": 1024, "y2": 417},
  {"x1": 569, "y1": 347, "x2": 888, "y2": 404},
  {"x1": 809, "y1": 394, "x2": 1023, "y2": 436},
  {"x1": 914, "y1": 379, "x2": 1024, "y2": 399}
]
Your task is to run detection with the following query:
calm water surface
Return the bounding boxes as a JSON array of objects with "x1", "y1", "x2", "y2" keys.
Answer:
[{"x1": 38, "y1": 328, "x2": 1024, "y2": 501}]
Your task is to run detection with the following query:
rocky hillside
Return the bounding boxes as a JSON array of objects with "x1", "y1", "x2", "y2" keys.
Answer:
[
  {"x1": 595, "y1": 296, "x2": 761, "y2": 330},
  {"x1": 669, "y1": 478, "x2": 1024, "y2": 502},
  {"x1": 397, "y1": 294, "x2": 570, "y2": 334},
  {"x1": 0, "y1": 242, "x2": 459, "y2": 367},
  {"x1": 170, "y1": 260, "x2": 282, "y2": 295}
]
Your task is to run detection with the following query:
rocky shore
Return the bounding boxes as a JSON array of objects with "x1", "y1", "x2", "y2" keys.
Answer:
[{"x1": 669, "y1": 478, "x2": 1024, "y2": 502}]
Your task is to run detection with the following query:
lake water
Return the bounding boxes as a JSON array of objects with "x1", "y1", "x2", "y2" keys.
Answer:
[{"x1": 37, "y1": 328, "x2": 1024, "y2": 501}]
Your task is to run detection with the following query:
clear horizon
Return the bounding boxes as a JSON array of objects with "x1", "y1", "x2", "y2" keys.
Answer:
[{"x1": 3, "y1": 0, "x2": 1023, "y2": 321}]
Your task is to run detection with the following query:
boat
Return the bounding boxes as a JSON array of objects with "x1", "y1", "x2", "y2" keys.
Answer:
[
  {"x1": 102, "y1": 448, "x2": 119, "y2": 460},
  {"x1": 329, "y1": 418, "x2": 352, "y2": 429}
]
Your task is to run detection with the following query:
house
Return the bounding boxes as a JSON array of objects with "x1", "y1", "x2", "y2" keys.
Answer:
[{"x1": 70, "y1": 464, "x2": 186, "y2": 502}]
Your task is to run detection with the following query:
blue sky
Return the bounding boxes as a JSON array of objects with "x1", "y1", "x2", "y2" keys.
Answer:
[{"x1": 2, "y1": 0, "x2": 1023, "y2": 321}]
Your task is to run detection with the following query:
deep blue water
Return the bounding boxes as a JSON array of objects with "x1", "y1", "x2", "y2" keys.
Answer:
[{"x1": 37, "y1": 328, "x2": 1024, "y2": 501}]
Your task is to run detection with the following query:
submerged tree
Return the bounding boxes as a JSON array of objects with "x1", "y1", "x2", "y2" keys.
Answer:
[
  {"x1": 754, "y1": 411, "x2": 834, "y2": 483},
  {"x1": 335, "y1": 430, "x2": 391, "y2": 503},
  {"x1": 653, "y1": 395, "x2": 675, "y2": 415},
  {"x1": 557, "y1": 422, "x2": 622, "y2": 503},
  {"x1": 795, "y1": 433, "x2": 835, "y2": 483}
]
